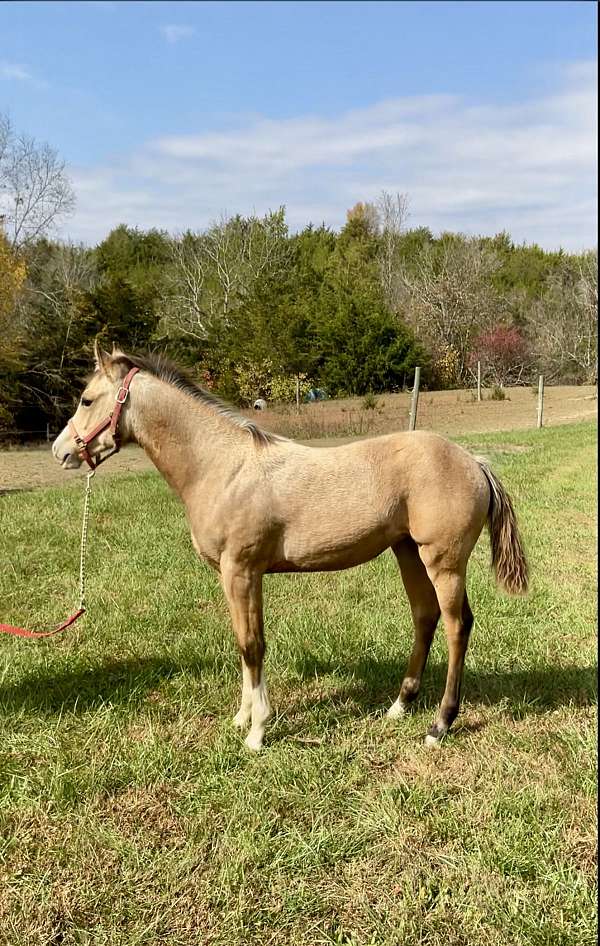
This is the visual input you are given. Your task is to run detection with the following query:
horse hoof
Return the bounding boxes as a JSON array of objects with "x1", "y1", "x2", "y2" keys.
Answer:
[
  {"x1": 244, "y1": 731, "x2": 264, "y2": 752},
  {"x1": 386, "y1": 698, "x2": 407, "y2": 719},
  {"x1": 424, "y1": 733, "x2": 442, "y2": 748}
]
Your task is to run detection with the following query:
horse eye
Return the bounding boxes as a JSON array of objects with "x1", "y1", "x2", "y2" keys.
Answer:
[{"x1": 81, "y1": 397, "x2": 93, "y2": 407}]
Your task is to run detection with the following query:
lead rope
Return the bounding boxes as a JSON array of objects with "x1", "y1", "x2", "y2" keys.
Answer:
[
  {"x1": 78, "y1": 469, "x2": 95, "y2": 612},
  {"x1": 1, "y1": 470, "x2": 95, "y2": 638}
]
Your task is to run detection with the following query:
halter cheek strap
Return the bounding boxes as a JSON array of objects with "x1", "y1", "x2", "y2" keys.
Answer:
[{"x1": 69, "y1": 367, "x2": 139, "y2": 471}]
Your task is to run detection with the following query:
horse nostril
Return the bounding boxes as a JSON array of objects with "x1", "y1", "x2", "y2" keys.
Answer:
[{"x1": 62, "y1": 453, "x2": 71, "y2": 463}]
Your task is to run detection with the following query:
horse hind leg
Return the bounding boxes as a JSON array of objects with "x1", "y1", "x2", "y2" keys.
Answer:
[
  {"x1": 419, "y1": 553, "x2": 474, "y2": 747},
  {"x1": 387, "y1": 537, "x2": 441, "y2": 719}
]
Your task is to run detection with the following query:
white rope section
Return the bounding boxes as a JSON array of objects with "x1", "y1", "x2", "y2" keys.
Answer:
[{"x1": 78, "y1": 469, "x2": 95, "y2": 612}]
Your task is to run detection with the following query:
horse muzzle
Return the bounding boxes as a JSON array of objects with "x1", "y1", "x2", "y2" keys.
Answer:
[{"x1": 52, "y1": 427, "x2": 84, "y2": 469}]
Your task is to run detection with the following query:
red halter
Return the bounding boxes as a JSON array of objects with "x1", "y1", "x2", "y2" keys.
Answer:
[{"x1": 68, "y1": 367, "x2": 139, "y2": 471}]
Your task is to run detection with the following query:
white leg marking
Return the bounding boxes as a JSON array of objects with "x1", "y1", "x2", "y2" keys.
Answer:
[
  {"x1": 244, "y1": 672, "x2": 272, "y2": 752},
  {"x1": 233, "y1": 661, "x2": 253, "y2": 730},
  {"x1": 424, "y1": 733, "x2": 442, "y2": 748},
  {"x1": 386, "y1": 697, "x2": 407, "y2": 719}
]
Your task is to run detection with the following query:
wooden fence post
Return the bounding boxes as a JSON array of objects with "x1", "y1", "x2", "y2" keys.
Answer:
[
  {"x1": 537, "y1": 375, "x2": 544, "y2": 428},
  {"x1": 295, "y1": 374, "x2": 300, "y2": 414},
  {"x1": 46, "y1": 422, "x2": 50, "y2": 442},
  {"x1": 408, "y1": 367, "x2": 421, "y2": 431},
  {"x1": 477, "y1": 361, "x2": 482, "y2": 402}
]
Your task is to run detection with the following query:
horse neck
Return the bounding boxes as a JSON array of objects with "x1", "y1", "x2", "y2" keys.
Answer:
[{"x1": 127, "y1": 374, "x2": 243, "y2": 500}]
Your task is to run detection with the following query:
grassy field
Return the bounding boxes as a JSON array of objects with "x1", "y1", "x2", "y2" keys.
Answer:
[{"x1": 0, "y1": 422, "x2": 596, "y2": 945}]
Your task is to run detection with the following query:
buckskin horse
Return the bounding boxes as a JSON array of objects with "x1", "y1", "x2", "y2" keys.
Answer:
[{"x1": 52, "y1": 343, "x2": 528, "y2": 751}]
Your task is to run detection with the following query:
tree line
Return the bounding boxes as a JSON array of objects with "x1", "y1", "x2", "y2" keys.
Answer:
[{"x1": 0, "y1": 116, "x2": 596, "y2": 437}]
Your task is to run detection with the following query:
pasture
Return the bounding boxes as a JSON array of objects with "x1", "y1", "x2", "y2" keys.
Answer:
[{"x1": 0, "y1": 421, "x2": 597, "y2": 945}]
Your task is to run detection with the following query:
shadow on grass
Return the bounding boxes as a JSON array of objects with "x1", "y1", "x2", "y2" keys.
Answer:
[
  {"x1": 1, "y1": 648, "x2": 595, "y2": 726},
  {"x1": 0, "y1": 654, "x2": 216, "y2": 715},
  {"x1": 291, "y1": 652, "x2": 597, "y2": 720}
]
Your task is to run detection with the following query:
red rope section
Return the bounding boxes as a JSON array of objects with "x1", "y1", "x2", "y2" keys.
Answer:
[{"x1": 0, "y1": 608, "x2": 86, "y2": 639}]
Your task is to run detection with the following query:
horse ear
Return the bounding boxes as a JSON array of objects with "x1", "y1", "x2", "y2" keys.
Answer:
[
  {"x1": 109, "y1": 357, "x2": 133, "y2": 381},
  {"x1": 94, "y1": 339, "x2": 111, "y2": 373}
]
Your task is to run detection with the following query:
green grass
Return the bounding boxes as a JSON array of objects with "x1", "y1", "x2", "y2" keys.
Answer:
[{"x1": 0, "y1": 422, "x2": 596, "y2": 946}]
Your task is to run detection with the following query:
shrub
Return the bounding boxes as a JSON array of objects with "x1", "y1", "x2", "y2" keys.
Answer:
[
  {"x1": 233, "y1": 360, "x2": 313, "y2": 405},
  {"x1": 362, "y1": 392, "x2": 380, "y2": 410},
  {"x1": 470, "y1": 326, "x2": 529, "y2": 387}
]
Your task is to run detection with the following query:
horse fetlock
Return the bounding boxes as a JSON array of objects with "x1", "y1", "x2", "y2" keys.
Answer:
[
  {"x1": 425, "y1": 719, "x2": 448, "y2": 746},
  {"x1": 399, "y1": 675, "x2": 421, "y2": 704},
  {"x1": 425, "y1": 707, "x2": 457, "y2": 746},
  {"x1": 252, "y1": 699, "x2": 272, "y2": 729},
  {"x1": 246, "y1": 709, "x2": 271, "y2": 751},
  {"x1": 238, "y1": 677, "x2": 271, "y2": 749},
  {"x1": 232, "y1": 707, "x2": 252, "y2": 729}
]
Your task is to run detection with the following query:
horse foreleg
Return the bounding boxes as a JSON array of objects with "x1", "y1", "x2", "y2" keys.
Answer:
[
  {"x1": 233, "y1": 659, "x2": 253, "y2": 730},
  {"x1": 220, "y1": 559, "x2": 272, "y2": 751}
]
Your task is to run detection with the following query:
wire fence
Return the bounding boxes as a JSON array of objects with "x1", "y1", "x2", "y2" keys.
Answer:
[{"x1": 0, "y1": 427, "x2": 54, "y2": 445}]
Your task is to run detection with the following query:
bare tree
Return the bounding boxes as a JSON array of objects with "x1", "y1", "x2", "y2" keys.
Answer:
[
  {"x1": 26, "y1": 243, "x2": 98, "y2": 375},
  {"x1": 530, "y1": 250, "x2": 598, "y2": 384},
  {"x1": 161, "y1": 209, "x2": 291, "y2": 340},
  {"x1": 0, "y1": 114, "x2": 75, "y2": 247},
  {"x1": 398, "y1": 236, "x2": 507, "y2": 383},
  {"x1": 0, "y1": 113, "x2": 10, "y2": 169},
  {"x1": 376, "y1": 190, "x2": 409, "y2": 313},
  {"x1": 162, "y1": 231, "x2": 214, "y2": 340},
  {"x1": 575, "y1": 250, "x2": 598, "y2": 382}
]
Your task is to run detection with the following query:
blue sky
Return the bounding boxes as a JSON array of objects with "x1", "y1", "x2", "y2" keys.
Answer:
[{"x1": 1, "y1": 0, "x2": 597, "y2": 249}]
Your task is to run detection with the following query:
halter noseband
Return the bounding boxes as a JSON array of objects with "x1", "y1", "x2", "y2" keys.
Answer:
[{"x1": 68, "y1": 367, "x2": 139, "y2": 471}]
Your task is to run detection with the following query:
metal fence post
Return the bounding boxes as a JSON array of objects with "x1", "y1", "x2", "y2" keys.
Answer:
[
  {"x1": 408, "y1": 367, "x2": 421, "y2": 431},
  {"x1": 537, "y1": 375, "x2": 544, "y2": 428},
  {"x1": 477, "y1": 361, "x2": 482, "y2": 402}
]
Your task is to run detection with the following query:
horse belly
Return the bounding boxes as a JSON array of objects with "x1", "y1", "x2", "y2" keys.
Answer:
[{"x1": 272, "y1": 514, "x2": 400, "y2": 572}]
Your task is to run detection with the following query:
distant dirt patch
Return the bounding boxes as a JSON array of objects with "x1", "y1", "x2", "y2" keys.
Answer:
[
  {"x1": 0, "y1": 385, "x2": 595, "y2": 492},
  {"x1": 0, "y1": 444, "x2": 154, "y2": 494},
  {"x1": 257, "y1": 384, "x2": 598, "y2": 441}
]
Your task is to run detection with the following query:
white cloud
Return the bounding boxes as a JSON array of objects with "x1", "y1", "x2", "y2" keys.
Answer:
[
  {"x1": 60, "y1": 60, "x2": 597, "y2": 251},
  {"x1": 0, "y1": 62, "x2": 34, "y2": 81},
  {"x1": 0, "y1": 60, "x2": 48, "y2": 90},
  {"x1": 160, "y1": 24, "x2": 195, "y2": 44}
]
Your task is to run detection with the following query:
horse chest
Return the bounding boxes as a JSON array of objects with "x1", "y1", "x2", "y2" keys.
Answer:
[{"x1": 189, "y1": 529, "x2": 222, "y2": 569}]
